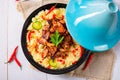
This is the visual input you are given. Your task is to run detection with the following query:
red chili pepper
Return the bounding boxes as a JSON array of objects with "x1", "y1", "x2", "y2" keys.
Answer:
[
  {"x1": 73, "y1": 52, "x2": 76, "y2": 57},
  {"x1": 5, "y1": 46, "x2": 18, "y2": 63},
  {"x1": 41, "y1": 15, "x2": 47, "y2": 20},
  {"x1": 80, "y1": 46, "x2": 84, "y2": 58},
  {"x1": 57, "y1": 59, "x2": 65, "y2": 64},
  {"x1": 14, "y1": 56, "x2": 22, "y2": 70},
  {"x1": 28, "y1": 31, "x2": 34, "y2": 42},
  {"x1": 72, "y1": 50, "x2": 75, "y2": 53},
  {"x1": 46, "y1": 4, "x2": 57, "y2": 15},
  {"x1": 82, "y1": 53, "x2": 94, "y2": 70},
  {"x1": 75, "y1": 48, "x2": 78, "y2": 51},
  {"x1": 39, "y1": 61, "x2": 42, "y2": 63},
  {"x1": 41, "y1": 53, "x2": 44, "y2": 58},
  {"x1": 57, "y1": 59, "x2": 63, "y2": 62},
  {"x1": 72, "y1": 61, "x2": 77, "y2": 65},
  {"x1": 16, "y1": 0, "x2": 19, "y2": 1},
  {"x1": 62, "y1": 61, "x2": 65, "y2": 64},
  {"x1": 52, "y1": 14, "x2": 56, "y2": 19},
  {"x1": 47, "y1": 65, "x2": 51, "y2": 69},
  {"x1": 62, "y1": 15, "x2": 64, "y2": 20},
  {"x1": 5, "y1": 46, "x2": 22, "y2": 70}
]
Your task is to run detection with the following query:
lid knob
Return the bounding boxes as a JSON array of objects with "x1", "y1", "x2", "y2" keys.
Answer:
[{"x1": 108, "y1": 2, "x2": 118, "y2": 13}]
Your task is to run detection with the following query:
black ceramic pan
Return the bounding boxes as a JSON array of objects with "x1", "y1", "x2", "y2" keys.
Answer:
[{"x1": 21, "y1": 3, "x2": 90, "y2": 74}]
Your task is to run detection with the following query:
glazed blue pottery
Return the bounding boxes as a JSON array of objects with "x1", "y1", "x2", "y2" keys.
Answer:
[{"x1": 65, "y1": 0, "x2": 120, "y2": 52}]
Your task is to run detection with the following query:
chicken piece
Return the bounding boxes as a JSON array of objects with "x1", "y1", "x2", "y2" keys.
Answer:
[
  {"x1": 43, "y1": 25, "x2": 50, "y2": 31},
  {"x1": 38, "y1": 37, "x2": 47, "y2": 45},
  {"x1": 55, "y1": 51, "x2": 62, "y2": 57},
  {"x1": 47, "y1": 20, "x2": 52, "y2": 26},
  {"x1": 46, "y1": 42, "x2": 55, "y2": 47},
  {"x1": 50, "y1": 19, "x2": 57, "y2": 32},
  {"x1": 47, "y1": 46, "x2": 57, "y2": 56},
  {"x1": 42, "y1": 48, "x2": 49, "y2": 58},
  {"x1": 62, "y1": 42, "x2": 70, "y2": 51},
  {"x1": 64, "y1": 35, "x2": 72, "y2": 43},
  {"x1": 59, "y1": 48, "x2": 66, "y2": 52},
  {"x1": 57, "y1": 22, "x2": 66, "y2": 33},
  {"x1": 65, "y1": 30, "x2": 69, "y2": 35},
  {"x1": 59, "y1": 20, "x2": 65, "y2": 24},
  {"x1": 50, "y1": 19, "x2": 66, "y2": 33},
  {"x1": 42, "y1": 30, "x2": 50, "y2": 40},
  {"x1": 55, "y1": 51, "x2": 68, "y2": 59}
]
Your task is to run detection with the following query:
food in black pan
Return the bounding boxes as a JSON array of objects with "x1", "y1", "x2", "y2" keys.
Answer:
[{"x1": 26, "y1": 7, "x2": 84, "y2": 69}]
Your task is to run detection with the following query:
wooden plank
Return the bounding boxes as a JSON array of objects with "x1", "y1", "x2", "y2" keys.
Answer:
[
  {"x1": 7, "y1": 0, "x2": 47, "y2": 80},
  {"x1": 111, "y1": 1, "x2": 120, "y2": 80},
  {"x1": 47, "y1": 74, "x2": 86, "y2": 80},
  {"x1": 112, "y1": 42, "x2": 120, "y2": 80},
  {"x1": 0, "y1": 0, "x2": 8, "y2": 80}
]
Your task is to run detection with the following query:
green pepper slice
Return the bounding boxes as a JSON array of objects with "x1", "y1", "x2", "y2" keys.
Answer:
[
  {"x1": 49, "y1": 59, "x2": 57, "y2": 67},
  {"x1": 32, "y1": 21, "x2": 42, "y2": 30}
]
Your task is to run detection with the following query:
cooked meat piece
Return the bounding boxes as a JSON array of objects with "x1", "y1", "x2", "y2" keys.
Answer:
[
  {"x1": 59, "y1": 20, "x2": 65, "y2": 24},
  {"x1": 43, "y1": 48, "x2": 48, "y2": 57},
  {"x1": 62, "y1": 42, "x2": 70, "y2": 51},
  {"x1": 42, "y1": 30, "x2": 50, "y2": 40},
  {"x1": 40, "y1": 18, "x2": 72, "y2": 59},
  {"x1": 65, "y1": 31, "x2": 69, "y2": 35},
  {"x1": 50, "y1": 24, "x2": 66, "y2": 33},
  {"x1": 50, "y1": 27, "x2": 54, "y2": 33},
  {"x1": 52, "y1": 19, "x2": 57, "y2": 26},
  {"x1": 64, "y1": 35, "x2": 72, "y2": 43},
  {"x1": 50, "y1": 19, "x2": 57, "y2": 32},
  {"x1": 55, "y1": 51, "x2": 62, "y2": 57},
  {"x1": 61, "y1": 53, "x2": 68, "y2": 59},
  {"x1": 47, "y1": 20, "x2": 52, "y2": 26},
  {"x1": 38, "y1": 37, "x2": 47, "y2": 45},
  {"x1": 55, "y1": 51, "x2": 68, "y2": 59},
  {"x1": 50, "y1": 19, "x2": 66, "y2": 33},
  {"x1": 59, "y1": 48, "x2": 66, "y2": 52},
  {"x1": 47, "y1": 46, "x2": 57, "y2": 56},
  {"x1": 46, "y1": 42, "x2": 55, "y2": 47},
  {"x1": 43, "y1": 25, "x2": 50, "y2": 31},
  {"x1": 57, "y1": 22, "x2": 66, "y2": 33}
]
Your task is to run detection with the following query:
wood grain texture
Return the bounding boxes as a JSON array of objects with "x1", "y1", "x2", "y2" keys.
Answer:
[
  {"x1": 47, "y1": 74, "x2": 86, "y2": 80},
  {"x1": 0, "y1": 0, "x2": 120, "y2": 80},
  {"x1": 0, "y1": 0, "x2": 8, "y2": 80},
  {"x1": 7, "y1": 0, "x2": 47, "y2": 80}
]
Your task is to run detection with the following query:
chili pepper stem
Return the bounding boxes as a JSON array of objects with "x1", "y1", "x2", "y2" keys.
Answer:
[
  {"x1": 16, "y1": 63, "x2": 22, "y2": 70},
  {"x1": 4, "y1": 61, "x2": 10, "y2": 64},
  {"x1": 20, "y1": 66, "x2": 22, "y2": 70}
]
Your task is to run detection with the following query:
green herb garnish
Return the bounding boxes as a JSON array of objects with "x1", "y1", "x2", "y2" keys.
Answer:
[{"x1": 50, "y1": 31, "x2": 64, "y2": 47}]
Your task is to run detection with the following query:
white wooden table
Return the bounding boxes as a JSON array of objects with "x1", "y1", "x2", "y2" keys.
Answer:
[{"x1": 0, "y1": 0, "x2": 120, "y2": 80}]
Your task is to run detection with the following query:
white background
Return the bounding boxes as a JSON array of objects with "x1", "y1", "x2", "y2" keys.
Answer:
[{"x1": 0, "y1": 0, "x2": 120, "y2": 80}]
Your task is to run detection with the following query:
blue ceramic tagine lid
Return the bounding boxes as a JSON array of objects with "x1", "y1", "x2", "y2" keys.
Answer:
[{"x1": 65, "y1": 0, "x2": 120, "y2": 52}]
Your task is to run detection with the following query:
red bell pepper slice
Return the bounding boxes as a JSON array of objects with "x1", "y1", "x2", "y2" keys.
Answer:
[
  {"x1": 28, "y1": 31, "x2": 34, "y2": 42},
  {"x1": 80, "y1": 46, "x2": 84, "y2": 58},
  {"x1": 82, "y1": 53, "x2": 94, "y2": 70}
]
